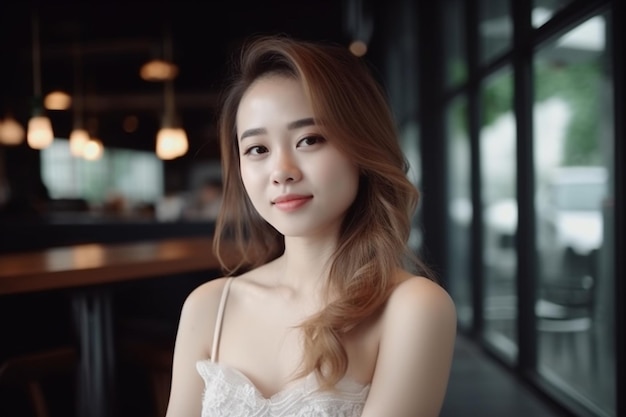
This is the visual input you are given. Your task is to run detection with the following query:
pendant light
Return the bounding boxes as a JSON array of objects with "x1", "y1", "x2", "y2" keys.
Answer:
[
  {"x1": 346, "y1": 0, "x2": 373, "y2": 57},
  {"x1": 0, "y1": 114, "x2": 25, "y2": 146},
  {"x1": 27, "y1": 8, "x2": 54, "y2": 150},
  {"x1": 156, "y1": 79, "x2": 188, "y2": 160},
  {"x1": 154, "y1": 18, "x2": 188, "y2": 160},
  {"x1": 82, "y1": 137, "x2": 104, "y2": 161},
  {"x1": 69, "y1": 42, "x2": 89, "y2": 157},
  {"x1": 83, "y1": 117, "x2": 104, "y2": 161}
]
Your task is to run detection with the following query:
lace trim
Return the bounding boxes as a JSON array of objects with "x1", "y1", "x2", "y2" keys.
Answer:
[{"x1": 196, "y1": 360, "x2": 369, "y2": 417}]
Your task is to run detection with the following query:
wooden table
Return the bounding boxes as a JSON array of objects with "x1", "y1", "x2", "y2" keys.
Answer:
[
  {"x1": 0, "y1": 237, "x2": 235, "y2": 294},
  {"x1": 0, "y1": 237, "x2": 234, "y2": 417}
]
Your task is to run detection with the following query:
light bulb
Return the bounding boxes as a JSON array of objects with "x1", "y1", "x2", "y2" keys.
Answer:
[
  {"x1": 349, "y1": 40, "x2": 368, "y2": 57},
  {"x1": 156, "y1": 127, "x2": 188, "y2": 160},
  {"x1": 140, "y1": 59, "x2": 179, "y2": 81},
  {"x1": 69, "y1": 128, "x2": 89, "y2": 156},
  {"x1": 44, "y1": 91, "x2": 72, "y2": 110},
  {"x1": 0, "y1": 115, "x2": 25, "y2": 145},
  {"x1": 83, "y1": 138, "x2": 104, "y2": 160},
  {"x1": 27, "y1": 115, "x2": 54, "y2": 149}
]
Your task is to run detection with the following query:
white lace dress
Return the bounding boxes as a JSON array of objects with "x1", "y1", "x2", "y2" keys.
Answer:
[
  {"x1": 196, "y1": 360, "x2": 369, "y2": 417},
  {"x1": 196, "y1": 277, "x2": 370, "y2": 417}
]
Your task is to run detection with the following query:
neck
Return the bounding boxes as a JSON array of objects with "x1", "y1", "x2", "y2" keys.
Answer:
[{"x1": 275, "y1": 235, "x2": 338, "y2": 294}]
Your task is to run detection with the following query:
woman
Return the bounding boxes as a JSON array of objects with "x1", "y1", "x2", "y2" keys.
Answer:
[{"x1": 165, "y1": 35, "x2": 456, "y2": 417}]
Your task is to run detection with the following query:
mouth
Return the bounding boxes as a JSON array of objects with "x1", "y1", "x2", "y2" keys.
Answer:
[{"x1": 272, "y1": 195, "x2": 313, "y2": 211}]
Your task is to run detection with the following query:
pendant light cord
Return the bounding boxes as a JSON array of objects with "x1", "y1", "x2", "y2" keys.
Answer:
[
  {"x1": 31, "y1": 9, "x2": 42, "y2": 98},
  {"x1": 73, "y1": 42, "x2": 84, "y2": 129}
]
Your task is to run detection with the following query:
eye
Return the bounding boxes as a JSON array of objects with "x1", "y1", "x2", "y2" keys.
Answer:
[
  {"x1": 243, "y1": 145, "x2": 268, "y2": 156},
  {"x1": 297, "y1": 135, "x2": 326, "y2": 148}
]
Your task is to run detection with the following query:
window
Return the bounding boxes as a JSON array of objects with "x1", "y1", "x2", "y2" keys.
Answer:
[
  {"x1": 480, "y1": 66, "x2": 518, "y2": 360},
  {"x1": 447, "y1": 96, "x2": 473, "y2": 328},
  {"x1": 533, "y1": 13, "x2": 616, "y2": 415},
  {"x1": 41, "y1": 139, "x2": 164, "y2": 207}
]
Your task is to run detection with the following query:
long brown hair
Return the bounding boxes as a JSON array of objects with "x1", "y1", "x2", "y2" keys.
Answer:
[{"x1": 213, "y1": 35, "x2": 431, "y2": 389}]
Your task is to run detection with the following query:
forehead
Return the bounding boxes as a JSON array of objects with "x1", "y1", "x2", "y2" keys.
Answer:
[
  {"x1": 236, "y1": 74, "x2": 313, "y2": 128},
  {"x1": 241, "y1": 73, "x2": 303, "y2": 103}
]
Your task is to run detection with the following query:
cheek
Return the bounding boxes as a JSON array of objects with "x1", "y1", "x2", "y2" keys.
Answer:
[
  {"x1": 239, "y1": 164, "x2": 258, "y2": 198},
  {"x1": 317, "y1": 158, "x2": 359, "y2": 197}
]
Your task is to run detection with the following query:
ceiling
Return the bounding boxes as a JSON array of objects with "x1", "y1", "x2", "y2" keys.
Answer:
[{"x1": 0, "y1": 1, "x2": 351, "y2": 161}]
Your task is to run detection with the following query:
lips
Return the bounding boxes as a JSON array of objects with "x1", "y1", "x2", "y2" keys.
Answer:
[{"x1": 272, "y1": 194, "x2": 313, "y2": 211}]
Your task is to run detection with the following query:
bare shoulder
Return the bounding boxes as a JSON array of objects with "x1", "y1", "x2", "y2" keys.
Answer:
[
  {"x1": 384, "y1": 274, "x2": 457, "y2": 328},
  {"x1": 362, "y1": 274, "x2": 456, "y2": 417},
  {"x1": 185, "y1": 276, "x2": 231, "y2": 304},
  {"x1": 172, "y1": 276, "x2": 234, "y2": 359},
  {"x1": 167, "y1": 276, "x2": 234, "y2": 416},
  {"x1": 178, "y1": 277, "x2": 233, "y2": 331},
  {"x1": 182, "y1": 276, "x2": 231, "y2": 313}
]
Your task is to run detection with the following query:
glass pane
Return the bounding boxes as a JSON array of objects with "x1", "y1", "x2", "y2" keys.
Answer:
[
  {"x1": 41, "y1": 139, "x2": 164, "y2": 210},
  {"x1": 533, "y1": 13, "x2": 615, "y2": 416},
  {"x1": 532, "y1": 0, "x2": 575, "y2": 28},
  {"x1": 447, "y1": 96, "x2": 473, "y2": 329},
  {"x1": 399, "y1": 120, "x2": 423, "y2": 253},
  {"x1": 444, "y1": 0, "x2": 468, "y2": 87},
  {"x1": 479, "y1": 0, "x2": 512, "y2": 64},
  {"x1": 480, "y1": 66, "x2": 517, "y2": 359}
]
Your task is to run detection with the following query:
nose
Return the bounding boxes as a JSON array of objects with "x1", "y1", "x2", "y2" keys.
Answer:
[{"x1": 270, "y1": 150, "x2": 302, "y2": 184}]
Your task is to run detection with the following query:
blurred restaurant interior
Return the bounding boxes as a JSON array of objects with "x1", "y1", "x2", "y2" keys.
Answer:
[
  {"x1": 0, "y1": 0, "x2": 350, "y2": 228},
  {"x1": 0, "y1": 0, "x2": 623, "y2": 417}
]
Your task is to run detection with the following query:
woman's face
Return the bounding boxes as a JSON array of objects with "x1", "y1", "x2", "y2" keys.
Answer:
[{"x1": 236, "y1": 74, "x2": 359, "y2": 239}]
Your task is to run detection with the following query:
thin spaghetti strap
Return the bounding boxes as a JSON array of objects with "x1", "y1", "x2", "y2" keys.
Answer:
[{"x1": 210, "y1": 277, "x2": 234, "y2": 363}]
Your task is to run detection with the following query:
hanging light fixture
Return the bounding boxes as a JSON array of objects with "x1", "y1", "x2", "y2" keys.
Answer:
[
  {"x1": 82, "y1": 118, "x2": 104, "y2": 161},
  {"x1": 154, "y1": 22, "x2": 188, "y2": 160},
  {"x1": 69, "y1": 128, "x2": 89, "y2": 157},
  {"x1": 83, "y1": 137, "x2": 104, "y2": 160},
  {"x1": 156, "y1": 79, "x2": 188, "y2": 160},
  {"x1": 27, "y1": 8, "x2": 54, "y2": 150},
  {"x1": 139, "y1": 3, "x2": 179, "y2": 83},
  {"x1": 140, "y1": 59, "x2": 179, "y2": 82},
  {"x1": 69, "y1": 42, "x2": 89, "y2": 157},
  {"x1": 44, "y1": 90, "x2": 72, "y2": 110},
  {"x1": 0, "y1": 114, "x2": 25, "y2": 145},
  {"x1": 345, "y1": 0, "x2": 373, "y2": 57}
]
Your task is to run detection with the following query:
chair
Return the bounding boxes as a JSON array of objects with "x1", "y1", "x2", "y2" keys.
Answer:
[
  {"x1": 0, "y1": 347, "x2": 78, "y2": 417},
  {"x1": 535, "y1": 273, "x2": 596, "y2": 371},
  {"x1": 116, "y1": 314, "x2": 176, "y2": 417},
  {"x1": 118, "y1": 338, "x2": 173, "y2": 417}
]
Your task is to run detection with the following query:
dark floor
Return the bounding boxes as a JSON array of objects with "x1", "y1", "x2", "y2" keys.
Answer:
[{"x1": 441, "y1": 334, "x2": 570, "y2": 417}]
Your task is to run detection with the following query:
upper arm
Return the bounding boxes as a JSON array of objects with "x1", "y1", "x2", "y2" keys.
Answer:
[
  {"x1": 165, "y1": 277, "x2": 228, "y2": 417},
  {"x1": 362, "y1": 277, "x2": 457, "y2": 417}
]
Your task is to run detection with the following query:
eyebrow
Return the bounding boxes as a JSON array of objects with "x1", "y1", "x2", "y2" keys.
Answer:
[{"x1": 239, "y1": 118, "x2": 316, "y2": 141}]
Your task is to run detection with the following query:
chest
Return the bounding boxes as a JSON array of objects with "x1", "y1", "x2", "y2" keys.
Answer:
[{"x1": 215, "y1": 294, "x2": 380, "y2": 398}]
